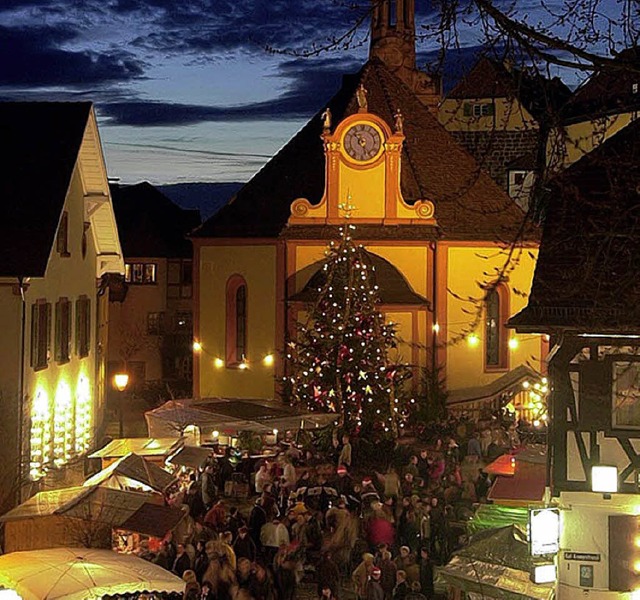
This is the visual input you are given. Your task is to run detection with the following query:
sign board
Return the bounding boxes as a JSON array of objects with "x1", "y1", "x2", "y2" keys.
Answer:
[
  {"x1": 564, "y1": 552, "x2": 601, "y2": 562},
  {"x1": 530, "y1": 508, "x2": 560, "y2": 556},
  {"x1": 579, "y1": 564, "x2": 594, "y2": 588}
]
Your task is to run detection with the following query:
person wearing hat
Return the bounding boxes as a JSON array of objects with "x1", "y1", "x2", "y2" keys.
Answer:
[
  {"x1": 393, "y1": 570, "x2": 410, "y2": 600},
  {"x1": 333, "y1": 464, "x2": 354, "y2": 498},
  {"x1": 366, "y1": 566, "x2": 385, "y2": 600}
]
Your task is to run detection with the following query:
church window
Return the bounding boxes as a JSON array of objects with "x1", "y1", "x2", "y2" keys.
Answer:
[
  {"x1": 485, "y1": 284, "x2": 509, "y2": 369},
  {"x1": 226, "y1": 275, "x2": 248, "y2": 366}
]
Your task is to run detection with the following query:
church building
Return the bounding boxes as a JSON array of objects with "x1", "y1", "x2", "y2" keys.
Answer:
[{"x1": 191, "y1": 0, "x2": 544, "y2": 419}]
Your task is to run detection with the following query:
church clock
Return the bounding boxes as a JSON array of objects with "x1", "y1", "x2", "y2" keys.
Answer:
[{"x1": 343, "y1": 122, "x2": 383, "y2": 163}]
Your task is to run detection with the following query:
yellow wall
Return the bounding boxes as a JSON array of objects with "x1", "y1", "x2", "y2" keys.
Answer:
[
  {"x1": 198, "y1": 244, "x2": 277, "y2": 399},
  {"x1": 438, "y1": 98, "x2": 537, "y2": 132},
  {"x1": 548, "y1": 112, "x2": 635, "y2": 171},
  {"x1": 24, "y1": 167, "x2": 102, "y2": 477},
  {"x1": 445, "y1": 244, "x2": 540, "y2": 390},
  {"x1": 338, "y1": 161, "x2": 385, "y2": 218}
]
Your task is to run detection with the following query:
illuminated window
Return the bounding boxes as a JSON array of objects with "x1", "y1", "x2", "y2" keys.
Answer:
[
  {"x1": 56, "y1": 211, "x2": 70, "y2": 256},
  {"x1": 75, "y1": 296, "x2": 91, "y2": 357},
  {"x1": 55, "y1": 298, "x2": 71, "y2": 363},
  {"x1": 125, "y1": 262, "x2": 157, "y2": 284},
  {"x1": 485, "y1": 284, "x2": 509, "y2": 369},
  {"x1": 31, "y1": 301, "x2": 51, "y2": 370},
  {"x1": 226, "y1": 275, "x2": 248, "y2": 366}
]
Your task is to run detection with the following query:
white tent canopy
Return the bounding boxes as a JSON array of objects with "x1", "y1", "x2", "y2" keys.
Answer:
[
  {"x1": 145, "y1": 398, "x2": 339, "y2": 438},
  {"x1": 0, "y1": 548, "x2": 184, "y2": 599}
]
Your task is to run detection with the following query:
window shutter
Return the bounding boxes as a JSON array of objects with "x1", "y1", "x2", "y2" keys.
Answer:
[
  {"x1": 31, "y1": 304, "x2": 38, "y2": 367},
  {"x1": 463, "y1": 102, "x2": 472, "y2": 117},
  {"x1": 486, "y1": 103, "x2": 495, "y2": 116}
]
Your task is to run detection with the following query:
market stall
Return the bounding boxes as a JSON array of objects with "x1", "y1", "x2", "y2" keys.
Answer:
[
  {"x1": 145, "y1": 398, "x2": 339, "y2": 443},
  {"x1": 83, "y1": 452, "x2": 177, "y2": 494},
  {"x1": 0, "y1": 485, "x2": 184, "y2": 553},
  {"x1": 89, "y1": 438, "x2": 185, "y2": 469},
  {"x1": 438, "y1": 525, "x2": 554, "y2": 599},
  {"x1": 0, "y1": 547, "x2": 184, "y2": 600}
]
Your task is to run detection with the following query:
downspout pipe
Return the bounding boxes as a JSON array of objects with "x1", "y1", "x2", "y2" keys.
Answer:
[{"x1": 17, "y1": 276, "x2": 27, "y2": 503}]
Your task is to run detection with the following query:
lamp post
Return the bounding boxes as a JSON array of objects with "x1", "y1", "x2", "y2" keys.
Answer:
[{"x1": 113, "y1": 372, "x2": 129, "y2": 438}]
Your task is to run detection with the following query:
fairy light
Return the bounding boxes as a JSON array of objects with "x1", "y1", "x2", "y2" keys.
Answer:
[
  {"x1": 467, "y1": 333, "x2": 480, "y2": 347},
  {"x1": 214, "y1": 357, "x2": 225, "y2": 368},
  {"x1": 53, "y1": 381, "x2": 73, "y2": 467},
  {"x1": 30, "y1": 388, "x2": 51, "y2": 479},
  {"x1": 76, "y1": 375, "x2": 92, "y2": 454}
]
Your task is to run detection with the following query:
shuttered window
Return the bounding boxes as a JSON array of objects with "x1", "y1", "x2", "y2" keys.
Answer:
[{"x1": 31, "y1": 302, "x2": 51, "y2": 370}]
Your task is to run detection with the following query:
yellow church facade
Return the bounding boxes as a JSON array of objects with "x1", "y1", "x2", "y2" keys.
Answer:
[
  {"x1": 193, "y1": 68, "x2": 546, "y2": 410},
  {"x1": 192, "y1": 13, "x2": 544, "y2": 417}
]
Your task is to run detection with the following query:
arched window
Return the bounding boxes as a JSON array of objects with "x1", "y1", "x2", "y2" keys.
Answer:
[
  {"x1": 485, "y1": 284, "x2": 509, "y2": 369},
  {"x1": 226, "y1": 275, "x2": 248, "y2": 366}
]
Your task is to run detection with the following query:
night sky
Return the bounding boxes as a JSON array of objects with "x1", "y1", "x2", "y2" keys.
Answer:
[{"x1": 0, "y1": 1, "x2": 630, "y2": 184}]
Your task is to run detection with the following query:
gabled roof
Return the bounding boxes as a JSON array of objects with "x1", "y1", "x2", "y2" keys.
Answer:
[
  {"x1": 446, "y1": 56, "x2": 572, "y2": 121},
  {"x1": 0, "y1": 102, "x2": 92, "y2": 277},
  {"x1": 110, "y1": 182, "x2": 200, "y2": 259},
  {"x1": 194, "y1": 59, "x2": 531, "y2": 242},
  {"x1": 562, "y1": 47, "x2": 640, "y2": 122},
  {"x1": 509, "y1": 118, "x2": 640, "y2": 333},
  {"x1": 89, "y1": 437, "x2": 184, "y2": 459},
  {"x1": 0, "y1": 485, "x2": 184, "y2": 538},
  {"x1": 83, "y1": 452, "x2": 177, "y2": 492}
]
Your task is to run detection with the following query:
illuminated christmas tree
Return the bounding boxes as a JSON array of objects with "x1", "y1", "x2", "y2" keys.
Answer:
[{"x1": 285, "y1": 221, "x2": 411, "y2": 439}]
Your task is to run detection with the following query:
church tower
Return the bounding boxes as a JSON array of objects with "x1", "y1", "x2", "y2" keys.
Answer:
[{"x1": 369, "y1": 0, "x2": 441, "y2": 109}]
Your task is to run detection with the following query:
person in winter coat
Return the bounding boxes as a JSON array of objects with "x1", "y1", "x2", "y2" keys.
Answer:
[
  {"x1": 378, "y1": 550, "x2": 397, "y2": 600},
  {"x1": 183, "y1": 570, "x2": 201, "y2": 600},
  {"x1": 172, "y1": 543, "x2": 192, "y2": 578},
  {"x1": 393, "y1": 570, "x2": 410, "y2": 600},
  {"x1": 352, "y1": 552, "x2": 375, "y2": 599},
  {"x1": 366, "y1": 567, "x2": 385, "y2": 600},
  {"x1": 418, "y1": 547, "x2": 434, "y2": 599},
  {"x1": 233, "y1": 526, "x2": 257, "y2": 562},
  {"x1": 316, "y1": 551, "x2": 341, "y2": 598}
]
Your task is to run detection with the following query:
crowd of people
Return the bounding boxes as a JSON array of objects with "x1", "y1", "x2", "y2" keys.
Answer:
[{"x1": 140, "y1": 415, "x2": 529, "y2": 600}]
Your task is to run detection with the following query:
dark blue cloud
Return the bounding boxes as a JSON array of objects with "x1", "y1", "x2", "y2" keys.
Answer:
[
  {"x1": 128, "y1": 0, "x2": 370, "y2": 54},
  {"x1": 0, "y1": 25, "x2": 144, "y2": 87},
  {"x1": 98, "y1": 55, "x2": 360, "y2": 126}
]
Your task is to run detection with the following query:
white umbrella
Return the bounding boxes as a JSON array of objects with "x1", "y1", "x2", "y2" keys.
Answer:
[{"x1": 0, "y1": 547, "x2": 185, "y2": 600}]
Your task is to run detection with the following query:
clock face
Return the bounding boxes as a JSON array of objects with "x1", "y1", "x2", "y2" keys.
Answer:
[{"x1": 343, "y1": 123, "x2": 383, "y2": 162}]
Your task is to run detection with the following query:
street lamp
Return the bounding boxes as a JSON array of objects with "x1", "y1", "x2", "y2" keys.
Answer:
[{"x1": 113, "y1": 372, "x2": 129, "y2": 438}]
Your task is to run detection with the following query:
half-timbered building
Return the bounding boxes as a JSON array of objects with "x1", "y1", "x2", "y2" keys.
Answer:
[{"x1": 510, "y1": 117, "x2": 640, "y2": 597}]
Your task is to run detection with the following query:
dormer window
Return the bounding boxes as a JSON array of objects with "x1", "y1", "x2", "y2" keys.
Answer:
[
  {"x1": 56, "y1": 211, "x2": 70, "y2": 257},
  {"x1": 463, "y1": 102, "x2": 495, "y2": 117}
]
